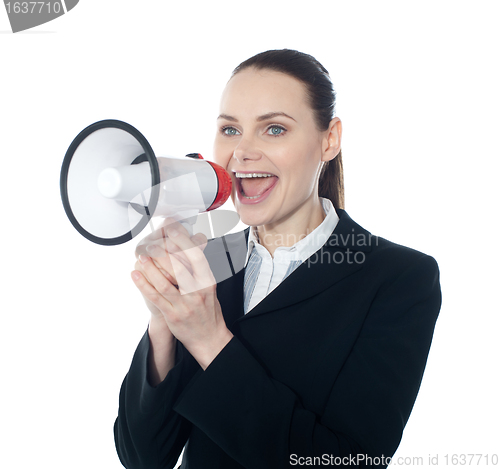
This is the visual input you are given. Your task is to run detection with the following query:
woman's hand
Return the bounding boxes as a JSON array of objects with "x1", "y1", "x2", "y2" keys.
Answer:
[
  {"x1": 133, "y1": 219, "x2": 206, "y2": 318},
  {"x1": 132, "y1": 220, "x2": 233, "y2": 370}
]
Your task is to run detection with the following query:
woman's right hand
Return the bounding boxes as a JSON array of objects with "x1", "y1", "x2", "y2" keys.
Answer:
[
  {"x1": 132, "y1": 218, "x2": 208, "y2": 385},
  {"x1": 133, "y1": 218, "x2": 208, "y2": 319}
]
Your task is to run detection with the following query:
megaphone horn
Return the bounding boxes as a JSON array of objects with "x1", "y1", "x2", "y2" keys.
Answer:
[{"x1": 60, "y1": 119, "x2": 233, "y2": 245}]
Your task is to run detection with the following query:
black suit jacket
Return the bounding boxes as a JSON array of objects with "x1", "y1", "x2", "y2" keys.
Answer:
[{"x1": 114, "y1": 209, "x2": 441, "y2": 469}]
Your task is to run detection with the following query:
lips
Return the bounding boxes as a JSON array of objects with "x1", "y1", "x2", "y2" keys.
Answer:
[{"x1": 234, "y1": 171, "x2": 278, "y2": 204}]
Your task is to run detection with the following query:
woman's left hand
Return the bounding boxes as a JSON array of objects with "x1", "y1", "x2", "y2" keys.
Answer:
[{"x1": 132, "y1": 223, "x2": 234, "y2": 370}]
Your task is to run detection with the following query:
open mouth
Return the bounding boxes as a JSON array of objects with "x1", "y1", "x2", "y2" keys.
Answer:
[{"x1": 234, "y1": 172, "x2": 279, "y2": 203}]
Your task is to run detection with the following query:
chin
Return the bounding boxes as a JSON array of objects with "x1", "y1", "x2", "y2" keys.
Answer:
[
  {"x1": 235, "y1": 205, "x2": 263, "y2": 228},
  {"x1": 236, "y1": 205, "x2": 278, "y2": 229},
  {"x1": 238, "y1": 213, "x2": 262, "y2": 228}
]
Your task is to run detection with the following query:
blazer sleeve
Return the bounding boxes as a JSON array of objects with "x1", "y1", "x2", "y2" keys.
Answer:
[
  {"x1": 173, "y1": 254, "x2": 441, "y2": 468},
  {"x1": 113, "y1": 330, "x2": 200, "y2": 469}
]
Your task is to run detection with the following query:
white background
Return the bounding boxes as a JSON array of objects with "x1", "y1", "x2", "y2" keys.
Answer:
[{"x1": 1, "y1": 1, "x2": 499, "y2": 468}]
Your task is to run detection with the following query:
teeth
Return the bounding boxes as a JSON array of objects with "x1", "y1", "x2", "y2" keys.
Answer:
[{"x1": 235, "y1": 172, "x2": 275, "y2": 178}]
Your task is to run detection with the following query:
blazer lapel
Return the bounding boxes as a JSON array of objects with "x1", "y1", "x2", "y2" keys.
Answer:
[
  {"x1": 210, "y1": 209, "x2": 376, "y2": 323},
  {"x1": 217, "y1": 267, "x2": 245, "y2": 329},
  {"x1": 240, "y1": 209, "x2": 375, "y2": 320}
]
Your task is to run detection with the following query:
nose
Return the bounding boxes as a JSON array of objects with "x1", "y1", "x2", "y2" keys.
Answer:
[{"x1": 232, "y1": 135, "x2": 263, "y2": 165}]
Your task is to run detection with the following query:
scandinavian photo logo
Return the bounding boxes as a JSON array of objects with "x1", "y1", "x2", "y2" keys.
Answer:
[{"x1": 3, "y1": 0, "x2": 78, "y2": 33}]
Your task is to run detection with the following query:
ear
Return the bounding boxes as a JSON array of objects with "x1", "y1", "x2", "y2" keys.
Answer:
[{"x1": 321, "y1": 117, "x2": 342, "y2": 162}]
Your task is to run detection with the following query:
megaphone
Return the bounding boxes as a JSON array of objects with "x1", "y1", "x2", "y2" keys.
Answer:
[{"x1": 60, "y1": 119, "x2": 233, "y2": 246}]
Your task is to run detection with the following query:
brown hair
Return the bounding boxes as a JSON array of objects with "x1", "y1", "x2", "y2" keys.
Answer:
[{"x1": 232, "y1": 49, "x2": 344, "y2": 210}]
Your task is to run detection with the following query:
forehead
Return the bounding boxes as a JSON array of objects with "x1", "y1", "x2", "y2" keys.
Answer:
[{"x1": 220, "y1": 68, "x2": 311, "y2": 118}]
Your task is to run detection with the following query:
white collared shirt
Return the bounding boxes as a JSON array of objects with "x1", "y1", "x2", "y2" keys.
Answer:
[{"x1": 243, "y1": 198, "x2": 339, "y2": 313}]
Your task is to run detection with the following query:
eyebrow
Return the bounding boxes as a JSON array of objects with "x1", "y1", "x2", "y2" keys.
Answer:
[{"x1": 217, "y1": 112, "x2": 296, "y2": 122}]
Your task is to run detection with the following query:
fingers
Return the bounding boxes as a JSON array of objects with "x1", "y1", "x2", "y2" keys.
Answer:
[
  {"x1": 132, "y1": 255, "x2": 180, "y2": 308},
  {"x1": 136, "y1": 218, "x2": 208, "y2": 254},
  {"x1": 135, "y1": 220, "x2": 208, "y2": 281},
  {"x1": 168, "y1": 253, "x2": 216, "y2": 295},
  {"x1": 133, "y1": 216, "x2": 213, "y2": 300},
  {"x1": 134, "y1": 257, "x2": 175, "y2": 289},
  {"x1": 191, "y1": 232, "x2": 208, "y2": 251},
  {"x1": 135, "y1": 218, "x2": 190, "y2": 259},
  {"x1": 146, "y1": 242, "x2": 193, "y2": 278},
  {"x1": 165, "y1": 229, "x2": 215, "y2": 292},
  {"x1": 131, "y1": 269, "x2": 171, "y2": 311}
]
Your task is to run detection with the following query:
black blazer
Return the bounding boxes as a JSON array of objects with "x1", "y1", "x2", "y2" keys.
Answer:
[{"x1": 114, "y1": 209, "x2": 441, "y2": 469}]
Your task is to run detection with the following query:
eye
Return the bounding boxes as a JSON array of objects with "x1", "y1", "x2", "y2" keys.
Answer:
[
  {"x1": 221, "y1": 126, "x2": 240, "y2": 136},
  {"x1": 266, "y1": 125, "x2": 286, "y2": 137}
]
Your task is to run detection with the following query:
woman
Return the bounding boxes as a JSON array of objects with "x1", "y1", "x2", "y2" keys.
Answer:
[{"x1": 114, "y1": 49, "x2": 441, "y2": 469}]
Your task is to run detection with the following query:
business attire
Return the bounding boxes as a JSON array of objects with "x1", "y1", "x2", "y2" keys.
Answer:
[
  {"x1": 244, "y1": 199, "x2": 340, "y2": 314},
  {"x1": 114, "y1": 204, "x2": 441, "y2": 469}
]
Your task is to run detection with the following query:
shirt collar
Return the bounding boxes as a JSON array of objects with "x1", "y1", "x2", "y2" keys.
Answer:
[{"x1": 244, "y1": 198, "x2": 339, "y2": 265}]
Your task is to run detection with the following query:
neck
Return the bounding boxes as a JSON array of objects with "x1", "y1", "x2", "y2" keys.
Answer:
[{"x1": 256, "y1": 197, "x2": 325, "y2": 257}]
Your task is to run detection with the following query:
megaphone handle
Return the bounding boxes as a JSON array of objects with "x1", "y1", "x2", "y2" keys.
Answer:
[{"x1": 179, "y1": 219, "x2": 194, "y2": 236}]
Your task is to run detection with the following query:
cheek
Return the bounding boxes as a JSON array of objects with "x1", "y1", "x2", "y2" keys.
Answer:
[
  {"x1": 212, "y1": 142, "x2": 228, "y2": 168},
  {"x1": 279, "y1": 151, "x2": 322, "y2": 197},
  {"x1": 282, "y1": 143, "x2": 320, "y2": 178},
  {"x1": 212, "y1": 140, "x2": 230, "y2": 169}
]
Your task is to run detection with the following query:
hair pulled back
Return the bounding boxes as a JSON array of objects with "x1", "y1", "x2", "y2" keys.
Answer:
[{"x1": 232, "y1": 49, "x2": 344, "y2": 210}]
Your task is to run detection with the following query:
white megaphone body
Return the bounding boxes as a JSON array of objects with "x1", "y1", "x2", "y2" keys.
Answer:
[{"x1": 60, "y1": 119, "x2": 233, "y2": 245}]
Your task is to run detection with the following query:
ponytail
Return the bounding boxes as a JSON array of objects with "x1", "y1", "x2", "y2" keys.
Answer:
[{"x1": 318, "y1": 149, "x2": 344, "y2": 211}]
